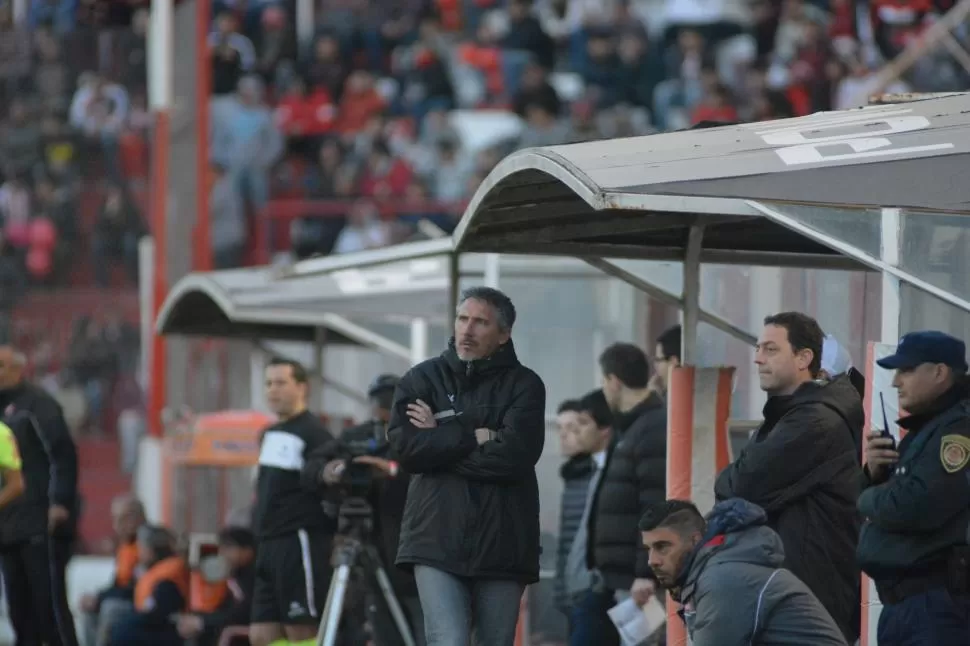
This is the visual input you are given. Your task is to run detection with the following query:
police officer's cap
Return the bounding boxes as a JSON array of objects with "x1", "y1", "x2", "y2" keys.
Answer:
[
  {"x1": 876, "y1": 331, "x2": 969, "y2": 373},
  {"x1": 367, "y1": 374, "x2": 400, "y2": 397}
]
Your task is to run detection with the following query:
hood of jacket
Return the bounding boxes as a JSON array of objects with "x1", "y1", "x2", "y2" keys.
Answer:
[{"x1": 676, "y1": 499, "x2": 785, "y2": 600}]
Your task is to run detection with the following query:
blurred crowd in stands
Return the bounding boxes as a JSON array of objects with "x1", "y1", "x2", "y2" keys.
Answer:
[
  {"x1": 0, "y1": 0, "x2": 150, "y2": 442},
  {"x1": 206, "y1": 0, "x2": 967, "y2": 263},
  {"x1": 0, "y1": 0, "x2": 968, "y2": 435}
]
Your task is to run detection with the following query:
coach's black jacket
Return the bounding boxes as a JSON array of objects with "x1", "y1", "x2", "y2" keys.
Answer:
[
  {"x1": 0, "y1": 382, "x2": 79, "y2": 545},
  {"x1": 388, "y1": 338, "x2": 546, "y2": 584}
]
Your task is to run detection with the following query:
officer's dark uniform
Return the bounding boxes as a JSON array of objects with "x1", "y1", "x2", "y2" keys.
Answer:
[{"x1": 857, "y1": 331, "x2": 970, "y2": 646}]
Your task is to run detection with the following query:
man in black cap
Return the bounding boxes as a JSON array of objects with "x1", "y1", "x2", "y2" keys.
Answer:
[
  {"x1": 309, "y1": 374, "x2": 425, "y2": 646},
  {"x1": 858, "y1": 330, "x2": 970, "y2": 646}
]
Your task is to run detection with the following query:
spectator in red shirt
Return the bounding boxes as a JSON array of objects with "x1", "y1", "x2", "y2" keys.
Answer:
[
  {"x1": 357, "y1": 140, "x2": 413, "y2": 199},
  {"x1": 275, "y1": 79, "x2": 336, "y2": 138},
  {"x1": 335, "y1": 70, "x2": 386, "y2": 134},
  {"x1": 691, "y1": 83, "x2": 738, "y2": 124}
]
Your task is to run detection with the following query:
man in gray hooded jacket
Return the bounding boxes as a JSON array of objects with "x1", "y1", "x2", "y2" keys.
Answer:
[{"x1": 639, "y1": 498, "x2": 846, "y2": 646}]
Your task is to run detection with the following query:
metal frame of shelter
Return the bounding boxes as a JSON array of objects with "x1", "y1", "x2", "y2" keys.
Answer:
[
  {"x1": 157, "y1": 237, "x2": 762, "y2": 375},
  {"x1": 451, "y1": 93, "x2": 970, "y2": 362},
  {"x1": 158, "y1": 93, "x2": 970, "y2": 390}
]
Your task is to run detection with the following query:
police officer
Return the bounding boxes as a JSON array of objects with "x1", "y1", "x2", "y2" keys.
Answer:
[{"x1": 857, "y1": 331, "x2": 970, "y2": 645}]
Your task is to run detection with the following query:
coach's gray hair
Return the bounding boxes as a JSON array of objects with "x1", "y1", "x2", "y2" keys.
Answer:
[{"x1": 457, "y1": 286, "x2": 517, "y2": 332}]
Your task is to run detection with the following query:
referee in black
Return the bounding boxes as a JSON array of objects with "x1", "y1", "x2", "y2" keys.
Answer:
[
  {"x1": 0, "y1": 345, "x2": 79, "y2": 646},
  {"x1": 249, "y1": 358, "x2": 337, "y2": 646}
]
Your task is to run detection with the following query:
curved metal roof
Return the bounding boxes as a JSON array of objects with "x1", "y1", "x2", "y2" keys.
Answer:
[
  {"x1": 154, "y1": 240, "x2": 456, "y2": 352},
  {"x1": 453, "y1": 93, "x2": 970, "y2": 264}
]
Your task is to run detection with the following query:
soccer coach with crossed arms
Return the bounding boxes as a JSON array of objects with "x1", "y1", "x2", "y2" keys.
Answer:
[{"x1": 387, "y1": 286, "x2": 546, "y2": 646}]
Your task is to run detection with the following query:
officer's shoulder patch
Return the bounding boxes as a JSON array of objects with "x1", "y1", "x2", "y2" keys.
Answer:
[{"x1": 940, "y1": 434, "x2": 970, "y2": 474}]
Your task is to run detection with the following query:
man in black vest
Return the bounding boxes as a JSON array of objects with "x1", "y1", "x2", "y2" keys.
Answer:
[{"x1": 858, "y1": 330, "x2": 970, "y2": 646}]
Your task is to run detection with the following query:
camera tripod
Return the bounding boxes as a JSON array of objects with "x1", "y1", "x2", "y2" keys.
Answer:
[{"x1": 316, "y1": 497, "x2": 417, "y2": 646}]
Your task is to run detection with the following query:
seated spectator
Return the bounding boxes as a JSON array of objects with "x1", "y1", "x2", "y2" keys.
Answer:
[
  {"x1": 29, "y1": 0, "x2": 76, "y2": 33},
  {"x1": 175, "y1": 527, "x2": 257, "y2": 646},
  {"x1": 274, "y1": 78, "x2": 337, "y2": 139},
  {"x1": 502, "y1": 0, "x2": 556, "y2": 71},
  {"x1": 357, "y1": 140, "x2": 414, "y2": 199},
  {"x1": 109, "y1": 525, "x2": 189, "y2": 646},
  {"x1": 428, "y1": 137, "x2": 474, "y2": 203},
  {"x1": 253, "y1": 5, "x2": 292, "y2": 81},
  {"x1": 334, "y1": 70, "x2": 386, "y2": 135},
  {"x1": 91, "y1": 183, "x2": 143, "y2": 286},
  {"x1": 0, "y1": 233, "x2": 25, "y2": 343},
  {"x1": 578, "y1": 30, "x2": 621, "y2": 108},
  {"x1": 1, "y1": 101, "x2": 42, "y2": 179},
  {"x1": 616, "y1": 32, "x2": 663, "y2": 112},
  {"x1": 333, "y1": 199, "x2": 392, "y2": 254},
  {"x1": 209, "y1": 161, "x2": 246, "y2": 269},
  {"x1": 80, "y1": 495, "x2": 147, "y2": 646},
  {"x1": 210, "y1": 75, "x2": 284, "y2": 212},
  {"x1": 690, "y1": 82, "x2": 739, "y2": 124},
  {"x1": 301, "y1": 33, "x2": 348, "y2": 101},
  {"x1": 512, "y1": 61, "x2": 562, "y2": 117},
  {"x1": 640, "y1": 499, "x2": 846, "y2": 645},
  {"x1": 0, "y1": 175, "x2": 32, "y2": 242},
  {"x1": 68, "y1": 74, "x2": 129, "y2": 181},
  {"x1": 518, "y1": 102, "x2": 574, "y2": 147},
  {"x1": 209, "y1": 11, "x2": 255, "y2": 96}
]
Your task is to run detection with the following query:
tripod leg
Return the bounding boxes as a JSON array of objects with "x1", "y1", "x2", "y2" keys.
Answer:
[
  {"x1": 317, "y1": 564, "x2": 353, "y2": 646},
  {"x1": 372, "y1": 565, "x2": 417, "y2": 646}
]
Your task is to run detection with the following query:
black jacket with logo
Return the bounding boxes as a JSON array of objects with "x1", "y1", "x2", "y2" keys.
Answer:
[
  {"x1": 387, "y1": 339, "x2": 546, "y2": 584},
  {"x1": 0, "y1": 382, "x2": 78, "y2": 545},
  {"x1": 587, "y1": 393, "x2": 666, "y2": 591},
  {"x1": 714, "y1": 376, "x2": 864, "y2": 644}
]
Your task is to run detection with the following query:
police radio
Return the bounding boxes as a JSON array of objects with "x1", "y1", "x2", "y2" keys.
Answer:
[{"x1": 879, "y1": 392, "x2": 896, "y2": 451}]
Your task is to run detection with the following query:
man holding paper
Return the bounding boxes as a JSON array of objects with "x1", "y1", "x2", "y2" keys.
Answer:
[{"x1": 639, "y1": 498, "x2": 846, "y2": 646}]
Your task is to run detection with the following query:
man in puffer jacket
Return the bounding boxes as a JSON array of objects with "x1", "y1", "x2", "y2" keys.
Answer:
[
  {"x1": 388, "y1": 286, "x2": 545, "y2": 646},
  {"x1": 587, "y1": 343, "x2": 666, "y2": 607},
  {"x1": 640, "y1": 499, "x2": 846, "y2": 646}
]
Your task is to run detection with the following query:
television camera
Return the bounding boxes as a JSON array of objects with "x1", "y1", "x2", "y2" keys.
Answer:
[{"x1": 308, "y1": 374, "x2": 416, "y2": 646}]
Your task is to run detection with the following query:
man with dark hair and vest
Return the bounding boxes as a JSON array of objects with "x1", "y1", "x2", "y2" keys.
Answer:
[
  {"x1": 80, "y1": 494, "x2": 147, "y2": 646},
  {"x1": 0, "y1": 345, "x2": 80, "y2": 646},
  {"x1": 109, "y1": 525, "x2": 189, "y2": 646},
  {"x1": 858, "y1": 331, "x2": 970, "y2": 645}
]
